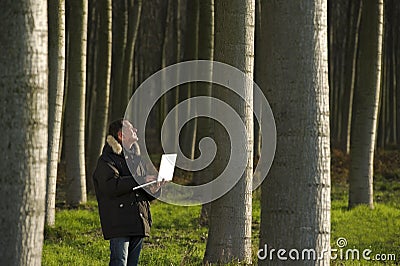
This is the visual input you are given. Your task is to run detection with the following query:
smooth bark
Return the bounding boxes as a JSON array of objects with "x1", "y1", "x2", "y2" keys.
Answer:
[
  {"x1": 0, "y1": 1, "x2": 48, "y2": 264},
  {"x1": 87, "y1": 0, "x2": 112, "y2": 192},
  {"x1": 348, "y1": 0, "x2": 384, "y2": 209},
  {"x1": 203, "y1": 0, "x2": 254, "y2": 263},
  {"x1": 46, "y1": 0, "x2": 66, "y2": 226},
  {"x1": 258, "y1": 0, "x2": 331, "y2": 265},
  {"x1": 65, "y1": 0, "x2": 88, "y2": 205}
]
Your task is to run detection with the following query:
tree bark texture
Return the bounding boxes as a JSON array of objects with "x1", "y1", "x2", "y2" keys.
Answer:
[
  {"x1": 349, "y1": 0, "x2": 384, "y2": 209},
  {"x1": 87, "y1": 0, "x2": 112, "y2": 192},
  {"x1": 0, "y1": 1, "x2": 48, "y2": 264},
  {"x1": 46, "y1": 0, "x2": 66, "y2": 227},
  {"x1": 65, "y1": 0, "x2": 88, "y2": 205},
  {"x1": 258, "y1": 0, "x2": 331, "y2": 265},
  {"x1": 203, "y1": 0, "x2": 254, "y2": 264}
]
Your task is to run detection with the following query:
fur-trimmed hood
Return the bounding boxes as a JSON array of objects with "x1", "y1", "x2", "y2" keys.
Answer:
[{"x1": 106, "y1": 135, "x2": 140, "y2": 155}]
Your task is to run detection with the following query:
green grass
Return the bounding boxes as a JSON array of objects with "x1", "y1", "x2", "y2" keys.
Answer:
[
  {"x1": 43, "y1": 151, "x2": 400, "y2": 265},
  {"x1": 42, "y1": 199, "x2": 208, "y2": 265},
  {"x1": 42, "y1": 201, "x2": 109, "y2": 266},
  {"x1": 43, "y1": 195, "x2": 400, "y2": 265},
  {"x1": 331, "y1": 201, "x2": 400, "y2": 265}
]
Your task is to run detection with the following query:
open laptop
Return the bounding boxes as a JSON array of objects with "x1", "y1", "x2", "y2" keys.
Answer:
[{"x1": 132, "y1": 154, "x2": 177, "y2": 191}]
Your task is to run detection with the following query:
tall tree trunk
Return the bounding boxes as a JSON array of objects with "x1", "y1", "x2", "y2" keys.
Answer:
[
  {"x1": 164, "y1": 0, "x2": 184, "y2": 153},
  {"x1": 46, "y1": 0, "x2": 66, "y2": 227},
  {"x1": 134, "y1": 0, "x2": 168, "y2": 155},
  {"x1": 395, "y1": 0, "x2": 400, "y2": 147},
  {"x1": 0, "y1": 1, "x2": 48, "y2": 264},
  {"x1": 203, "y1": 0, "x2": 254, "y2": 264},
  {"x1": 65, "y1": 0, "x2": 88, "y2": 206},
  {"x1": 329, "y1": 0, "x2": 347, "y2": 149},
  {"x1": 328, "y1": 0, "x2": 339, "y2": 148},
  {"x1": 258, "y1": 0, "x2": 331, "y2": 265},
  {"x1": 85, "y1": 1, "x2": 97, "y2": 148},
  {"x1": 382, "y1": 0, "x2": 397, "y2": 147},
  {"x1": 121, "y1": 0, "x2": 142, "y2": 105},
  {"x1": 87, "y1": 0, "x2": 112, "y2": 192},
  {"x1": 160, "y1": 0, "x2": 180, "y2": 155},
  {"x1": 180, "y1": 0, "x2": 200, "y2": 160},
  {"x1": 110, "y1": 0, "x2": 128, "y2": 121},
  {"x1": 254, "y1": 0, "x2": 262, "y2": 161},
  {"x1": 348, "y1": 0, "x2": 384, "y2": 209},
  {"x1": 193, "y1": 0, "x2": 214, "y2": 225}
]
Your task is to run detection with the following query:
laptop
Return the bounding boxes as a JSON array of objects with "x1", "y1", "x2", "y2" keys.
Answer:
[
  {"x1": 157, "y1": 154, "x2": 177, "y2": 182},
  {"x1": 132, "y1": 153, "x2": 177, "y2": 191}
]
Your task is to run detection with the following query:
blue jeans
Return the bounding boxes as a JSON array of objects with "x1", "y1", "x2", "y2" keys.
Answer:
[{"x1": 109, "y1": 237, "x2": 143, "y2": 266}]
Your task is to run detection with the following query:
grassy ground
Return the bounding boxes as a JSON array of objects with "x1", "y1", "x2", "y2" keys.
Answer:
[{"x1": 43, "y1": 150, "x2": 400, "y2": 265}]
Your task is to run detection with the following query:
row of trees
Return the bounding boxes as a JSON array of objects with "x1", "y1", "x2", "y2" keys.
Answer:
[
  {"x1": 329, "y1": 0, "x2": 399, "y2": 151},
  {"x1": 0, "y1": 0, "x2": 394, "y2": 265}
]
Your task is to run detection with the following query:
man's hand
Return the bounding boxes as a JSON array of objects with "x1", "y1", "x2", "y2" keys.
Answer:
[{"x1": 145, "y1": 175, "x2": 166, "y2": 194}]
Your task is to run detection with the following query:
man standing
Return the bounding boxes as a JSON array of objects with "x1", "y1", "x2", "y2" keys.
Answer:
[{"x1": 93, "y1": 119, "x2": 160, "y2": 266}]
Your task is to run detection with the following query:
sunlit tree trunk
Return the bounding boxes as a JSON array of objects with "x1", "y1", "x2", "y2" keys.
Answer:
[
  {"x1": 203, "y1": 0, "x2": 254, "y2": 264},
  {"x1": 258, "y1": 0, "x2": 331, "y2": 265},
  {"x1": 349, "y1": 0, "x2": 384, "y2": 209},
  {"x1": 46, "y1": 0, "x2": 66, "y2": 227},
  {"x1": 0, "y1": 1, "x2": 48, "y2": 264},
  {"x1": 87, "y1": 0, "x2": 112, "y2": 192},
  {"x1": 65, "y1": 0, "x2": 88, "y2": 205}
]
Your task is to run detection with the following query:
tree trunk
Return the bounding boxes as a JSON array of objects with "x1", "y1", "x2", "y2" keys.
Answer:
[
  {"x1": 0, "y1": 1, "x2": 48, "y2": 264},
  {"x1": 87, "y1": 0, "x2": 112, "y2": 192},
  {"x1": 395, "y1": 0, "x2": 400, "y2": 148},
  {"x1": 258, "y1": 0, "x2": 331, "y2": 265},
  {"x1": 193, "y1": 0, "x2": 214, "y2": 225},
  {"x1": 203, "y1": 0, "x2": 254, "y2": 264},
  {"x1": 46, "y1": 0, "x2": 66, "y2": 227},
  {"x1": 254, "y1": 0, "x2": 262, "y2": 161},
  {"x1": 396, "y1": 0, "x2": 400, "y2": 147},
  {"x1": 110, "y1": 0, "x2": 128, "y2": 121},
  {"x1": 65, "y1": 0, "x2": 88, "y2": 206},
  {"x1": 121, "y1": 0, "x2": 142, "y2": 105},
  {"x1": 134, "y1": 0, "x2": 168, "y2": 155},
  {"x1": 348, "y1": 0, "x2": 384, "y2": 209},
  {"x1": 160, "y1": 0, "x2": 180, "y2": 155},
  {"x1": 180, "y1": 0, "x2": 199, "y2": 160}
]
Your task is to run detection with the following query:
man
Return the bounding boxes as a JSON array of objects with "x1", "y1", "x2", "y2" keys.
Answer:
[{"x1": 93, "y1": 119, "x2": 161, "y2": 266}]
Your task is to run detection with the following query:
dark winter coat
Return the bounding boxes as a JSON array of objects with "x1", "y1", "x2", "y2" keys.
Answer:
[{"x1": 93, "y1": 135, "x2": 158, "y2": 240}]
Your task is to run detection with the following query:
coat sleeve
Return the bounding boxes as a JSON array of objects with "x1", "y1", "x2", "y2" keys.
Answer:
[
  {"x1": 136, "y1": 159, "x2": 161, "y2": 201},
  {"x1": 93, "y1": 158, "x2": 138, "y2": 197}
]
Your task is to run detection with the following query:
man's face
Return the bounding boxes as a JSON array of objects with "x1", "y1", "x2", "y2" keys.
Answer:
[{"x1": 121, "y1": 120, "x2": 138, "y2": 149}]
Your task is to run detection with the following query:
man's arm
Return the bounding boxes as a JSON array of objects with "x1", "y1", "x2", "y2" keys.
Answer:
[{"x1": 93, "y1": 159, "x2": 138, "y2": 197}]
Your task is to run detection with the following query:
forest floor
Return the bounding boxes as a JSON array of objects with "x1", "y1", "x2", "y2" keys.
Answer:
[{"x1": 42, "y1": 149, "x2": 400, "y2": 265}]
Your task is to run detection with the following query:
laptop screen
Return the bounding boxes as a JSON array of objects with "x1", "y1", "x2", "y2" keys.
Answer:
[{"x1": 157, "y1": 154, "x2": 177, "y2": 182}]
